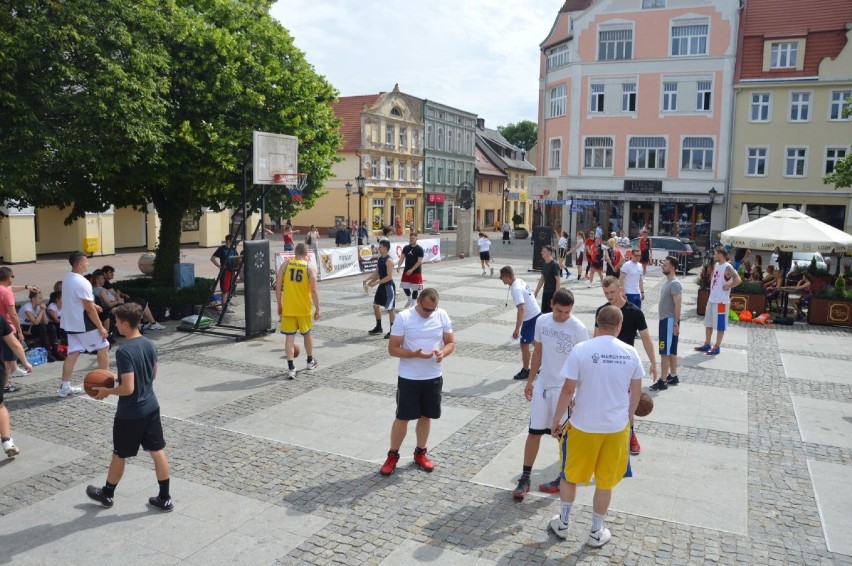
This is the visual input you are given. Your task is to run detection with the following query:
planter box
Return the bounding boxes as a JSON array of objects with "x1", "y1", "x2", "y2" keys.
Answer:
[
  {"x1": 808, "y1": 297, "x2": 852, "y2": 326},
  {"x1": 696, "y1": 288, "x2": 766, "y2": 316}
]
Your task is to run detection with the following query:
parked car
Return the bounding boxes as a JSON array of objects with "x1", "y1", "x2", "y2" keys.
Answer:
[
  {"x1": 770, "y1": 251, "x2": 827, "y2": 271},
  {"x1": 628, "y1": 236, "x2": 702, "y2": 274}
]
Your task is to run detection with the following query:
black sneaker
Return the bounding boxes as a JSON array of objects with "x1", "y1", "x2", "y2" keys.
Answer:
[
  {"x1": 665, "y1": 375, "x2": 680, "y2": 386},
  {"x1": 384, "y1": 332, "x2": 390, "y2": 339},
  {"x1": 649, "y1": 379, "x2": 668, "y2": 391},
  {"x1": 513, "y1": 369, "x2": 529, "y2": 380},
  {"x1": 86, "y1": 485, "x2": 114, "y2": 508},
  {"x1": 368, "y1": 327, "x2": 383, "y2": 335},
  {"x1": 512, "y1": 476, "x2": 531, "y2": 500},
  {"x1": 148, "y1": 496, "x2": 174, "y2": 512}
]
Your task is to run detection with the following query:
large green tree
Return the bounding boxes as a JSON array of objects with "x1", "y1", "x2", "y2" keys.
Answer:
[
  {"x1": 0, "y1": 0, "x2": 341, "y2": 284},
  {"x1": 497, "y1": 120, "x2": 538, "y2": 152}
]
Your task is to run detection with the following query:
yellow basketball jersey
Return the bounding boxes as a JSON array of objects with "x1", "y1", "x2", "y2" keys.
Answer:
[{"x1": 281, "y1": 259, "x2": 312, "y2": 317}]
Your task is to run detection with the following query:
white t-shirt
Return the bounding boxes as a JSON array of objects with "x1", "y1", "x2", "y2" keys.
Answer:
[
  {"x1": 511, "y1": 279, "x2": 541, "y2": 321},
  {"x1": 17, "y1": 303, "x2": 40, "y2": 327},
  {"x1": 477, "y1": 237, "x2": 491, "y2": 253},
  {"x1": 61, "y1": 272, "x2": 95, "y2": 333},
  {"x1": 557, "y1": 236, "x2": 568, "y2": 250},
  {"x1": 47, "y1": 303, "x2": 61, "y2": 322},
  {"x1": 534, "y1": 314, "x2": 590, "y2": 390},
  {"x1": 709, "y1": 262, "x2": 734, "y2": 304},
  {"x1": 391, "y1": 307, "x2": 453, "y2": 380},
  {"x1": 575, "y1": 237, "x2": 585, "y2": 254},
  {"x1": 620, "y1": 261, "x2": 643, "y2": 295},
  {"x1": 562, "y1": 335, "x2": 644, "y2": 433},
  {"x1": 618, "y1": 236, "x2": 630, "y2": 249}
]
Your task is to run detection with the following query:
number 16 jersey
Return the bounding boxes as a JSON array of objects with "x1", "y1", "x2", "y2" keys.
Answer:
[{"x1": 281, "y1": 259, "x2": 312, "y2": 317}]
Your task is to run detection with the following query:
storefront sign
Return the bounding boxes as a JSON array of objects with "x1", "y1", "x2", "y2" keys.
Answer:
[
  {"x1": 624, "y1": 180, "x2": 662, "y2": 193},
  {"x1": 505, "y1": 192, "x2": 520, "y2": 200},
  {"x1": 427, "y1": 193, "x2": 445, "y2": 204}
]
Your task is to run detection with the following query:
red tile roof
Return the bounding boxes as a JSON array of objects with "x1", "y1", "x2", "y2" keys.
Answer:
[
  {"x1": 561, "y1": 0, "x2": 593, "y2": 12},
  {"x1": 332, "y1": 95, "x2": 380, "y2": 152},
  {"x1": 737, "y1": 0, "x2": 852, "y2": 80},
  {"x1": 475, "y1": 146, "x2": 507, "y2": 178}
]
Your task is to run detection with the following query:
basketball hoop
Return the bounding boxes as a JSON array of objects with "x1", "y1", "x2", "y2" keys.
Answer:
[{"x1": 271, "y1": 172, "x2": 308, "y2": 202}]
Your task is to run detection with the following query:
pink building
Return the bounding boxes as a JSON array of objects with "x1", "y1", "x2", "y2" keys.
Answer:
[{"x1": 534, "y1": 0, "x2": 740, "y2": 248}]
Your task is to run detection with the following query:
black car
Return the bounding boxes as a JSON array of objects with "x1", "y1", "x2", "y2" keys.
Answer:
[{"x1": 628, "y1": 236, "x2": 702, "y2": 274}]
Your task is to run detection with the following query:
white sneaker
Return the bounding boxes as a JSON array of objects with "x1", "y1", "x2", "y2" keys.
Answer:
[
  {"x1": 57, "y1": 383, "x2": 82, "y2": 397},
  {"x1": 10, "y1": 367, "x2": 30, "y2": 377},
  {"x1": 147, "y1": 323, "x2": 165, "y2": 330},
  {"x1": 286, "y1": 369, "x2": 296, "y2": 380},
  {"x1": 549, "y1": 515, "x2": 569, "y2": 539},
  {"x1": 482, "y1": 270, "x2": 486, "y2": 276},
  {"x1": 3, "y1": 438, "x2": 19, "y2": 458},
  {"x1": 586, "y1": 527, "x2": 611, "y2": 548},
  {"x1": 306, "y1": 358, "x2": 318, "y2": 370}
]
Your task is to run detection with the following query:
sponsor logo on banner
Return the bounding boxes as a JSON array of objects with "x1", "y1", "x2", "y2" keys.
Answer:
[
  {"x1": 315, "y1": 246, "x2": 360, "y2": 280},
  {"x1": 274, "y1": 251, "x2": 319, "y2": 273},
  {"x1": 358, "y1": 238, "x2": 442, "y2": 273}
]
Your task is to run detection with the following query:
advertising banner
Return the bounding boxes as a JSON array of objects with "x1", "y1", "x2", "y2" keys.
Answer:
[
  {"x1": 358, "y1": 238, "x2": 442, "y2": 273},
  {"x1": 315, "y1": 246, "x2": 360, "y2": 280}
]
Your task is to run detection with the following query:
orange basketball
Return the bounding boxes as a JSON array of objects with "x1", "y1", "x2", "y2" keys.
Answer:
[
  {"x1": 635, "y1": 392, "x2": 654, "y2": 417},
  {"x1": 84, "y1": 369, "x2": 116, "y2": 398}
]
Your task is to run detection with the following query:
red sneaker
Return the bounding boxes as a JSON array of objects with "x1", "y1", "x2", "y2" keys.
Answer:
[
  {"x1": 380, "y1": 450, "x2": 400, "y2": 476},
  {"x1": 413, "y1": 448, "x2": 434, "y2": 472},
  {"x1": 629, "y1": 432, "x2": 641, "y2": 455}
]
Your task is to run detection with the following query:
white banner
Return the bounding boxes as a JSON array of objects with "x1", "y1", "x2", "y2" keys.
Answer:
[
  {"x1": 315, "y1": 246, "x2": 361, "y2": 280},
  {"x1": 359, "y1": 238, "x2": 442, "y2": 273},
  {"x1": 273, "y1": 251, "x2": 318, "y2": 273}
]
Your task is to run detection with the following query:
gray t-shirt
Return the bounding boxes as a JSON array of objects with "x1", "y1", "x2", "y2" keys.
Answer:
[
  {"x1": 115, "y1": 336, "x2": 159, "y2": 420},
  {"x1": 659, "y1": 278, "x2": 683, "y2": 320}
]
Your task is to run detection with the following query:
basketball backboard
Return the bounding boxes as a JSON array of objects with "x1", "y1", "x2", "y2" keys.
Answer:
[{"x1": 253, "y1": 131, "x2": 298, "y2": 185}]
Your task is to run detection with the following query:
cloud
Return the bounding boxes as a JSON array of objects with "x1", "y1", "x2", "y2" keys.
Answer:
[{"x1": 270, "y1": 0, "x2": 562, "y2": 127}]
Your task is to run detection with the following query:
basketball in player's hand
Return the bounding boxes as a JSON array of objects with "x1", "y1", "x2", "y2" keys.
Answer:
[
  {"x1": 84, "y1": 369, "x2": 116, "y2": 398},
  {"x1": 635, "y1": 392, "x2": 654, "y2": 417}
]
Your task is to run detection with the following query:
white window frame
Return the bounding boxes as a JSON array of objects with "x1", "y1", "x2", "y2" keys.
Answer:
[
  {"x1": 598, "y1": 26, "x2": 633, "y2": 61},
  {"x1": 384, "y1": 159, "x2": 393, "y2": 180},
  {"x1": 622, "y1": 82, "x2": 636, "y2": 112},
  {"x1": 825, "y1": 147, "x2": 848, "y2": 175},
  {"x1": 426, "y1": 125, "x2": 434, "y2": 149},
  {"x1": 447, "y1": 161, "x2": 455, "y2": 185},
  {"x1": 662, "y1": 82, "x2": 678, "y2": 112},
  {"x1": 671, "y1": 22, "x2": 708, "y2": 57},
  {"x1": 770, "y1": 42, "x2": 797, "y2": 69},
  {"x1": 398, "y1": 161, "x2": 407, "y2": 181},
  {"x1": 590, "y1": 83, "x2": 605, "y2": 113},
  {"x1": 628, "y1": 137, "x2": 666, "y2": 170},
  {"x1": 399, "y1": 127, "x2": 407, "y2": 149},
  {"x1": 405, "y1": 198, "x2": 415, "y2": 208},
  {"x1": 750, "y1": 93, "x2": 771, "y2": 122},
  {"x1": 437, "y1": 126, "x2": 444, "y2": 150},
  {"x1": 385, "y1": 124, "x2": 394, "y2": 147},
  {"x1": 696, "y1": 80, "x2": 712, "y2": 111},
  {"x1": 784, "y1": 147, "x2": 808, "y2": 178},
  {"x1": 426, "y1": 158, "x2": 434, "y2": 183},
  {"x1": 681, "y1": 137, "x2": 714, "y2": 171},
  {"x1": 829, "y1": 90, "x2": 852, "y2": 121},
  {"x1": 372, "y1": 198, "x2": 385, "y2": 208},
  {"x1": 746, "y1": 147, "x2": 768, "y2": 177},
  {"x1": 550, "y1": 84, "x2": 567, "y2": 117},
  {"x1": 789, "y1": 91, "x2": 811, "y2": 122},
  {"x1": 546, "y1": 43, "x2": 570, "y2": 71},
  {"x1": 642, "y1": 0, "x2": 665, "y2": 7},
  {"x1": 437, "y1": 160, "x2": 444, "y2": 184},
  {"x1": 549, "y1": 138, "x2": 562, "y2": 170},
  {"x1": 370, "y1": 160, "x2": 379, "y2": 179},
  {"x1": 584, "y1": 137, "x2": 614, "y2": 169}
]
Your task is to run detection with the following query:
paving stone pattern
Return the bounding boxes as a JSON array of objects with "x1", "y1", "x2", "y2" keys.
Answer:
[{"x1": 1, "y1": 253, "x2": 851, "y2": 565}]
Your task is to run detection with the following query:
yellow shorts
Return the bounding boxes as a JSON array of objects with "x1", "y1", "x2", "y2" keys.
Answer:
[
  {"x1": 560, "y1": 422, "x2": 630, "y2": 490},
  {"x1": 280, "y1": 315, "x2": 313, "y2": 335}
]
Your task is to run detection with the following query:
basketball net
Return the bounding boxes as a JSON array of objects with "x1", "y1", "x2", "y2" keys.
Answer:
[{"x1": 271, "y1": 172, "x2": 307, "y2": 202}]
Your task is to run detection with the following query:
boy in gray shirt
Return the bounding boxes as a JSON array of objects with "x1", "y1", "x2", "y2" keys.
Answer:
[{"x1": 651, "y1": 256, "x2": 683, "y2": 391}]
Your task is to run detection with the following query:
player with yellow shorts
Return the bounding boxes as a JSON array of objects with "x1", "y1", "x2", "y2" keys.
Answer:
[
  {"x1": 559, "y1": 422, "x2": 630, "y2": 490},
  {"x1": 275, "y1": 243, "x2": 320, "y2": 380}
]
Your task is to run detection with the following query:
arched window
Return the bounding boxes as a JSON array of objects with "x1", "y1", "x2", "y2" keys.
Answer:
[{"x1": 390, "y1": 106, "x2": 402, "y2": 117}]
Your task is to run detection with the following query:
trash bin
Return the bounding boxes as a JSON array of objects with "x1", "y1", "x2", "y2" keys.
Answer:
[{"x1": 173, "y1": 263, "x2": 195, "y2": 288}]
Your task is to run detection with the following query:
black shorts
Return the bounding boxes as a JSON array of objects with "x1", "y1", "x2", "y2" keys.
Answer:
[
  {"x1": 373, "y1": 283, "x2": 395, "y2": 311},
  {"x1": 1, "y1": 339, "x2": 16, "y2": 362},
  {"x1": 113, "y1": 408, "x2": 166, "y2": 458},
  {"x1": 396, "y1": 376, "x2": 442, "y2": 420},
  {"x1": 479, "y1": 251, "x2": 490, "y2": 261},
  {"x1": 541, "y1": 291, "x2": 554, "y2": 314}
]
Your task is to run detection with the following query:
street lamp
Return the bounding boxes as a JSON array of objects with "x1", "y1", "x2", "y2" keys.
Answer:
[
  {"x1": 355, "y1": 175, "x2": 366, "y2": 245},
  {"x1": 345, "y1": 182, "x2": 352, "y2": 235},
  {"x1": 707, "y1": 187, "x2": 718, "y2": 249}
]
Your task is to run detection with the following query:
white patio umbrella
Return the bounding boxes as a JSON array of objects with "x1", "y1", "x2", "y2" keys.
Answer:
[
  {"x1": 738, "y1": 204, "x2": 749, "y2": 226},
  {"x1": 721, "y1": 208, "x2": 852, "y2": 254}
]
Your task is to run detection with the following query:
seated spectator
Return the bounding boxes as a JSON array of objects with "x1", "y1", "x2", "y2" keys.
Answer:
[
  {"x1": 18, "y1": 290, "x2": 64, "y2": 362},
  {"x1": 92, "y1": 270, "x2": 164, "y2": 332},
  {"x1": 46, "y1": 291, "x2": 65, "y2": 341},
  {"x1": 787, "y1": 273, "x2": 813, "y2": 321},
  {"x1": 742, "y1": 260, "x2": 752, "y2": 281},
  {"x1": 762, "y1": 266, "x2": 781, "y2": 306},
  {"x1": 753, "y1": 255, "x2": 764, "y2": 281}
]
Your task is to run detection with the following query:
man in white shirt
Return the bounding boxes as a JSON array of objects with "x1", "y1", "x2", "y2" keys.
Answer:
[
  {"x1": 512, "y1": 289, "x2": 589, "y2": 501},
  {"x1": 379, "y1": 288, "x2": 454, "y2": 476},
  {"x1": 619, "y1": 249, "x2": 645, "y2": 309},
  {"x1": 548, "y1": 305, "x2": 643, "y2": 548},
  {"x1": 59, "y1": 252, "x2": 110, "y2": 397},
  {"x1": 499, "y1": 266, "x2": 541, "y2": 381},
  {"x1": 694, "y1": 247, "x2": 741, "y2": 356},
  {"x1": 477, "y1": 232, "x2": 493, "y2": 276}
]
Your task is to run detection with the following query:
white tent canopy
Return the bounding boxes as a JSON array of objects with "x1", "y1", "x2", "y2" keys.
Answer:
[{"x1": 721, "y1": 208, "x2": 852, "y2": 254}]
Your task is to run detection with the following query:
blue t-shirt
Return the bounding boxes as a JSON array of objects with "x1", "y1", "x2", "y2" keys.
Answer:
[{"x1": 115, "y1": 336, "x2": 160, "y2": 420}]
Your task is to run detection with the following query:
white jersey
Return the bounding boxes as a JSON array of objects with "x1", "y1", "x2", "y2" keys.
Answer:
[
  {"x1": 557, "y1": 236, "x2": 568, "y2": 250},
  {"x1": 709, "y1": 261, "x2": 734, "y2": 304},
  {"x1": 60, "y1": 272, "x2": 95, "y2": 333},
  {"x1": 620, "y1": 261, "x2": 643, "y2": 295},
  {"x1": 562, "y1": 335, "x2": 644, "y2": 433},
  {"x1": 618, "y1": 236, "x2": 630, "y2": 249},
  {"x1": 533, "y1": 314, "x2": 589, "y2": 390},
  {"x1": 511, "y1": 279, "x2": 541, "y2": 321},
  {"x1": 575, "y1": 237, "x2": 585, "y2": 254},
  {"x1": 477, "y1": 237, "x2": 491, "y2": 253},
  {"x1": 390, "y1": 306, "x2": 453, "y2": 380}
]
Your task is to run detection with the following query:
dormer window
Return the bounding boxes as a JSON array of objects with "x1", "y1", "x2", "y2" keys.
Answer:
[{"x1": 390, "y1": 106, "x2": 402, "y2": 117}]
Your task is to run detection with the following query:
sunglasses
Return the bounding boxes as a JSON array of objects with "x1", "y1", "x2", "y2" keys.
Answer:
[{"x1": 420, "y1": 305, "x2": 437, "y2": 313}]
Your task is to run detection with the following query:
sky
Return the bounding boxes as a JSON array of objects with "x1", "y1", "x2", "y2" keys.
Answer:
[{"x1": 270, "y1": 0, "x2": 565, "y2": 128}]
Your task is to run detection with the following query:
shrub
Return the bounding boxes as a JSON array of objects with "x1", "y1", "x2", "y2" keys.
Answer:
[
  {"x1": 113, "y1": 277, "x2": 217, "y2": 307},
  {"x1": 731, "y1": 281, "x2": 764, "y2": 295}
]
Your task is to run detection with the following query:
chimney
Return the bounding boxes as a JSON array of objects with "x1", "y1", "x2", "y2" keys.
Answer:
[{"x1": 476, "y1": 118, "x2": 485, "y2": 130}]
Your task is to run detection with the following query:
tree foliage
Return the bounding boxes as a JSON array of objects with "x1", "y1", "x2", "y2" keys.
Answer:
[
  {"x1": 822, "y1": 96, "x2": 852, "y2": 190},
  {"x1": 497, "y1": 120, "x2": 538, "y2": 152},
  {"x1": 0, "y1": 0, "x2": 341, "y2": 284}
]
